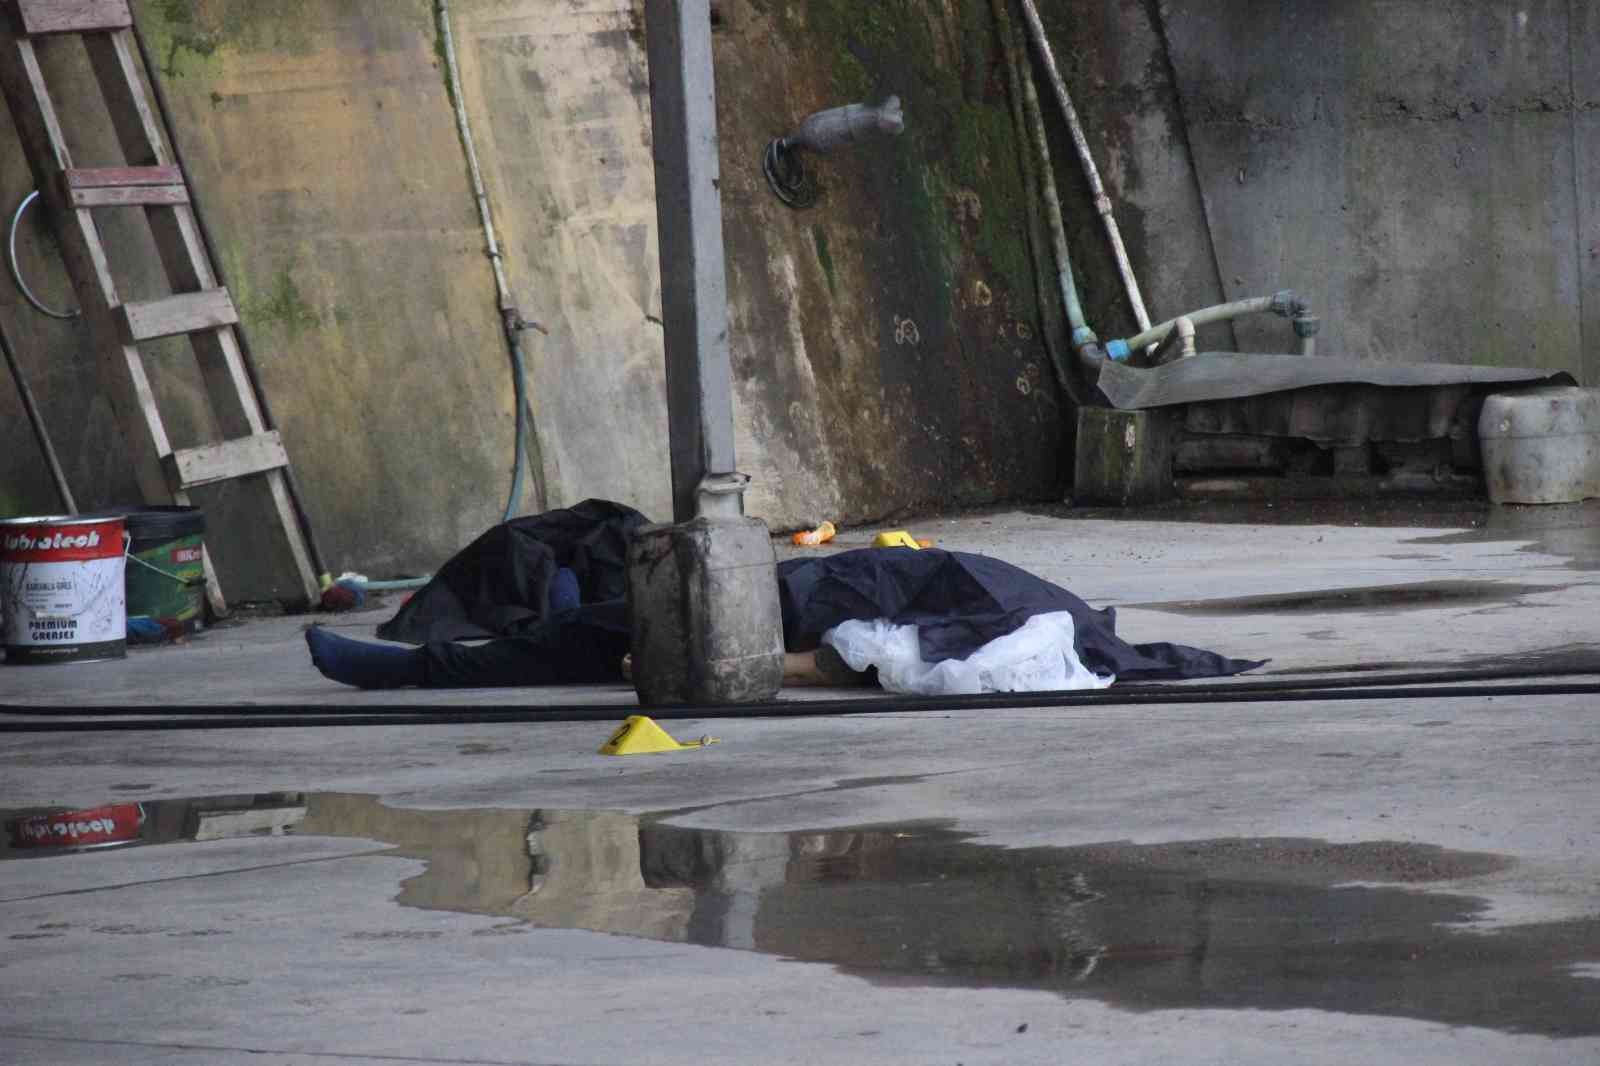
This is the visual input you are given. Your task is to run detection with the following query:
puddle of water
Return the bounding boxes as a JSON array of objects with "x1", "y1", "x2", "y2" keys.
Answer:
[
  {"x1": 1023, "y1": 498, "x2": 1600, "y2": 573},
  {"x1": 4, "y1": 793, "x2": 1598, "y2": 1036},
  {"x1": 1026, "y1": 499, "x2": 1493, "y2": 529},
  {"x1": 1408, "y1": 501, "x2": 1600, "y2": 571},
  {"x1": 1129, "y1": 580, "x2": 1558, "y2": 616},
  {"x1": 1264, "y1": 642, "x2": 1600, "y2": 677}
]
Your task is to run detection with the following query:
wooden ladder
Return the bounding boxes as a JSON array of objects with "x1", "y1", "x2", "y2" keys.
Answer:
[{"x1": 0, "y1": 0, "x2": 321, "y2": 612}]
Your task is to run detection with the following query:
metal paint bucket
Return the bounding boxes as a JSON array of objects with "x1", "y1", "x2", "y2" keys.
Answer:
[
  {"x1": 123, "y1": 506, "x2": 206, "y2": 634},
  {"x1": 5, "y1": 803, "x2": 145, "y2": 855},
  {"x1": 1, "y1": 514, "x2": 128, "y2": 664}
]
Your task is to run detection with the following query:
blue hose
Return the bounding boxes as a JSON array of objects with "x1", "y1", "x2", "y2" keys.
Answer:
[{"x1": 504, "y1": 329, "x2": 529, "y2": 523}]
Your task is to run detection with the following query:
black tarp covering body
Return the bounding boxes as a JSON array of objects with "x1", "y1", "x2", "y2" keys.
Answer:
[
  {"x1": 378, "y1": 499, "x2": 646, "y2": 643},
  {"x1": 778, "y1": 548, "x2": 1260, "y2": 681},
  {"x1": 378, "y1": 500, "x2": 643, "y2": 685},
  {"x1": 380, "y1": 501, "x2": 1260, "y2": 687}
]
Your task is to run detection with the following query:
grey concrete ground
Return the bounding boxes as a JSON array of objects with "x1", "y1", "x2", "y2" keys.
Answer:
[{"x1": 2, "y1": 504, "x2": 1598, "y2": 1064}]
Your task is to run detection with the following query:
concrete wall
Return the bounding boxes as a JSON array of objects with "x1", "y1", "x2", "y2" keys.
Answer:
[
  {"x1": 1, "y1": 2, "x2": 520, "y2": 597},
  {"x1": 0, "y1": 0, "x2": 1058, "y2": 595},
  {"x1": 1026, "y1": 0, "x2": 1231, "y2": 355},
  {"x1": 2, "y1": 0, "x2": 1595, "y2": 595},
  {"x1": 451, "y1": 0, "x2": 1064, "y2": 528},
  {"x1": 1046, "y1": 0, "x2": 1598, "y2": 378}
]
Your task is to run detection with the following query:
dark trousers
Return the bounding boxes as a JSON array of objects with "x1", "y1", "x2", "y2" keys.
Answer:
[{"x1": 418, "y1": 602, "x2": 631, "y2": 687}]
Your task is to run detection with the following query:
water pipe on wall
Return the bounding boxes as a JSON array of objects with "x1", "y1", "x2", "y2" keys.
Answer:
[
  {"x1": 1101, "y1": 291, "x2": 1321, "y2": 364},
  {"x1": 763, "y1": 97, "x2": 905, "y2": 208},
  {"x1": 1014, "y1": 27, "x2": 1106, "y2": 370},
  {"x1": 1004, "y1": 2, "x2": 1322, "y2": 376},
  {"x1": 436, "y1": 0, "x2": 547, "y2": 526},
  {"x1": 989, "y1": 0, "x2": 1075, "y2": 402},
  {"x1": 1147, "y1": 315, "x2": 1195, "y2": 364},
  {"x1": 8, "y1": 190, "x2": 79, "y2": 320},
  {"x1": 1016, "y1": 0, "x2": 1152, "y2": 340}
]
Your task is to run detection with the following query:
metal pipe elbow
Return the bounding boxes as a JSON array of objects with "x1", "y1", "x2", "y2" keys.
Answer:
[
  {"x1": 1175, "y1": 315, "x2": 1196, "y2": 359},
  {"x1": 1293, "y1": 312, "x2": 1320, "y2": 356},
  {"x1": 788, "y1": 96, "x2": 904, "y2": 155},
  {"x1": 1074, "y1": 342, "x2": 1107, "y2": 372}
]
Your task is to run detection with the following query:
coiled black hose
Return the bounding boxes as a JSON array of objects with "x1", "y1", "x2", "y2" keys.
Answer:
[{"x1": 5, "y1": 666, "x2": 1598, "y2": 732}]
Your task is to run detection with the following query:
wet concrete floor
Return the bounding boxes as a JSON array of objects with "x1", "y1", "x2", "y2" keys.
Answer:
[
  {"x1": 1407, "y1": 501, "x2": 1600, "y2": 570},
  {"x1": 1039, "y1": 498, "x2": 1600, "y2": 570},
  {"x1": 7, "y1": 792, "x2": 1597, "y2": 1039},
  {"x1": 1129, "y1": 580, "x2": 1558, "y2": 615}
]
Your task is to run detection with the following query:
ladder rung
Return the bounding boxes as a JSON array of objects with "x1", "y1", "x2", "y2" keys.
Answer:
[
  {"x1": 165, "y1": 432, "x2": 289, "y2": 489},
  {"x1": 117, "y1": 288, "x2": 239, "y2": 342},
  {"x1": 68, "y1": 185, "x2": 190, "y2": 208},
  {"x1": 66, "y1": 166, "x2": 185, "y2": 188},
  {"x1": 15, "y1": 0, "x2": 133, "y2": 36},
  {"x1": 67, "y1": 170, "x2": 189, "y2": 207}
]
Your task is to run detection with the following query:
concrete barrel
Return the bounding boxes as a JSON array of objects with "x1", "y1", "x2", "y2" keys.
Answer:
[
  {"x1": 1479, "y1": 386, "x2": 1600, "y2": 504},
  {"x1": 626, "y1": 516, "x2": 784, "y2": 704}
]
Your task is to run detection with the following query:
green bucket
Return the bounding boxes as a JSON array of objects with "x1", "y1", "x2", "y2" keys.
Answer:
[{"x1": 123, "y1": 507, "x2": 206, "y2": 633}]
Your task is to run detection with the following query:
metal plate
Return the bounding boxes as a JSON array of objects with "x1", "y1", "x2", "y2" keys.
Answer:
[{"x1": 1099, "y1": 352, "x2": 1571, "y2": 410}]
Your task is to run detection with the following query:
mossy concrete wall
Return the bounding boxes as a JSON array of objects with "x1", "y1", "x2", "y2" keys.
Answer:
[
  {"x1": 0, "y1": 0, "x2": 1059, "y2": 592},
  {"x1": 4, "y1": 1, "x2": 1592, "y2": 593},
  {"x1": 1, "y1": 2, "x2": 518, "y2": 596},
  {"x1": 712, "y1": 0, "x2": 1062, "y2": 522}
]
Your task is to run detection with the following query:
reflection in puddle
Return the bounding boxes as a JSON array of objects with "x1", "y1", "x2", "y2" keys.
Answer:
[
  {"x1": 1408, "y1": 500, "x2": 1600, "y2": 571},
  {"x1": 4, "y1": 793, "x2": 1598, "y2": 1037}
]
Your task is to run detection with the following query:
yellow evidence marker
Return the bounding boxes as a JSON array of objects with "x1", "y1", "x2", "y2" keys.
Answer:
[
  {"x1": 872, "y1": 530, "x2": 931, "y2": 549},
  {"x1": 599, "y1": 715, "x2": 721, "y2": 756}
]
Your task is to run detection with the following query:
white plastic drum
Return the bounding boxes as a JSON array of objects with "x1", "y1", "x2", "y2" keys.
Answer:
[{"x1": 1, "y1": 514, "x2": 127, "y2": 664}]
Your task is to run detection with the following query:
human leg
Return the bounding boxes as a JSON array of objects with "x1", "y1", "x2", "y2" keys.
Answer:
[{"x1": 306, "y1": 625, "x2": 427, "y2": 689}]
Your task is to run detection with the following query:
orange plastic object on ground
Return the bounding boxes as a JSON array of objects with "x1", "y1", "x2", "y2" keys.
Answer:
[{"x1": 792, "y1": 520, "x2": 836, "y2": 546}]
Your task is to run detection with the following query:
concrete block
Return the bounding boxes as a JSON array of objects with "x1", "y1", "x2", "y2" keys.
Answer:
[
  {"x1": 1333, "y1": 444, "x2": 1373, "y2": 476},
  {"x1": 1174, "y1": 434, "x2": 1285, "y2": 474},
  {"x1": 1479, "y1": 387, "x2": 1600, "y2": 505},
  {"x1": 626, "y1": 516, "x2": 784, "y2": 704},
  {"x1": 1073, "y1": 407, "x2": 1176, "y2": 506}
]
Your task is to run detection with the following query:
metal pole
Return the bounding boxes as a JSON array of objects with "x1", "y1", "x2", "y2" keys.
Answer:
[
  {"x1": 631, "y1": 1, "x2": 781, "y2": 705},
  {"x1": 644, "y1": 0, "x2": 740, "y2": 523},
  {"x1": 0, "y1": 312, "x2": 76, "y2": 514}
]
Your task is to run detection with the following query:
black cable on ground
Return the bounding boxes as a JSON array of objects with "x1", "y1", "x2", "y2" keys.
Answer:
[
  {"x1": 5, "y1": 662, "x2": 1599, "y2": 720},
  {"x1": 4, "y1": 679, "x2": 1598, "y2": 733}
]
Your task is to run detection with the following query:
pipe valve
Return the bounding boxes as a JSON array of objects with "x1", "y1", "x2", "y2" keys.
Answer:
[
  {"x1": 763, "y1": 96, "x2": 904, "y2": 208},
  {"x1": 1269, "y1": 289, "x2": 1312, "y2": 319}
]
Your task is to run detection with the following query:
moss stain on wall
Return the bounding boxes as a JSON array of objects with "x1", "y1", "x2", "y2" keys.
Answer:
[
  {"x1": 798, "y1": 0, "x2": 1034, "y2": 328},
  {"x1": 747, "y1": 0, "x2": 1058, "y2": 514},
  {"x1": 811, "y1": 224, "x2": 837, "y2": 296},
  {"x1": 138, "y1": 0, "x2": 317, "y2": 78},
  {"x1": 235, "y1": 264, "x2": 322, "y2": 338}
]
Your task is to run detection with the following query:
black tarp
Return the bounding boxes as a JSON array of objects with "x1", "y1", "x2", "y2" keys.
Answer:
[
  {"x1": 378, "y1": 499, "x2": 647, "y2": 643},
  {"x1": 778, "y1": 547, "x2": 1261, "y2": 681},
  {"x1": 381, "y1": 501, "x2": 1261, "y2": 685}
]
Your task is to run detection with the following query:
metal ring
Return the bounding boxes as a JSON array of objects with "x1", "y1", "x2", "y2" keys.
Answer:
[
  {"x1": 762, "y1": 139, "x2": 816, "y2": 209},
  {"x1": 8, "y1": 189, "x2": 80, "y2": 320}
]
